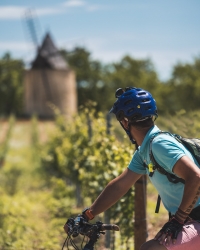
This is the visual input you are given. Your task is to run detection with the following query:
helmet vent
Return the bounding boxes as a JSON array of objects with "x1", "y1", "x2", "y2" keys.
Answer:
[
  {"x1": 124, "y1": 91, "x2": 132, "y2": 96},
  {"x1": 125, "y1": 87, "x2": 135, "y2": 91},
  {"x1": 116, "y1": 110, "x2": 124, "y2": 121},
  {"x1": 145, "y1": 106, "x2": 152, "y2": 110},
  {"x1": 142, "y1": 99, "x2": 150, "y2": 102},
  {"x1": 124, "y1": 100, "x2": 133, "y2": 105},
  {"x1": 128, "y1": 108, "x2": 135, "y2": 113},
  {"x1": 137, "y1": 91, "x2": 146, "y2": 96},
  {"x1": 130, "y1": 113, "x2": 142, "y2": 121}
]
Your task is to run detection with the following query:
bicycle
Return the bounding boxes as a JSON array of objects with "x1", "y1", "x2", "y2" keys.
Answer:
[{"x1": 62, "y1": 215, "x2": 120, "y2": 250}]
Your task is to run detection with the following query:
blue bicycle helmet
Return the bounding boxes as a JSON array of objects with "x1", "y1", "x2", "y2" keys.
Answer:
[
  {"x1": 109, "y1": 87, "x2": 158, "y2": 144},
  {"x1": 109, "y1": 87, "x2": 158, "y2": 122}
]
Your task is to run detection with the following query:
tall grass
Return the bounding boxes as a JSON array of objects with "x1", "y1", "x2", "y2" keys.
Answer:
[{"x1": 0, "y1": 115, "x2": 15, "y2": 166}]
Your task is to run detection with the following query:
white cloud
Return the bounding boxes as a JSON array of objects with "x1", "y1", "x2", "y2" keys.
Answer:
[
  {"x1": 0, "y1": 6, "x2": 27, "y2": 19},
  {"x1": 36, "y1": 7, "x2": 63, "y2": 16},
  {"x1": 86, "y1": 4, "x2": 103, "y2": 12},
  {"x1": 63, "y1": 0, "x2": 86, "y2": 7},
  {"x1": 0, "y1": 2, "x2": 102, "y2": 20},
  {"x1": 62, "y1": 0, "x2": 105, "y2": 12},
  {"x1": 0, "y1": 5, "x2": 64, "y2": 20}
]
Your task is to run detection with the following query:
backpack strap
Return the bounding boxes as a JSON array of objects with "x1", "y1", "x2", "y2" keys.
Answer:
[
  {"x1": 149, "y1": 131, "x2": 185, "y2": 213},
  {"x1": 155, "y1": 194, "x2": 161, "y2": 213},
  {"x1": 149, "y1": 132, "x2": 185, "y2": 184}
]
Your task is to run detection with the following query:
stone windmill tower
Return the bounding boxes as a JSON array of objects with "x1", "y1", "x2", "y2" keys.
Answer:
[{"x1": 24, "y1": 32, "x2": 77, "y2": 118}]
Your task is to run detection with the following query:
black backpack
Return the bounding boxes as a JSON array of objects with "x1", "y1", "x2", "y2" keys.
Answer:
[{"x1": 147, "y1": 131, "x2": 200, "y2": 213}]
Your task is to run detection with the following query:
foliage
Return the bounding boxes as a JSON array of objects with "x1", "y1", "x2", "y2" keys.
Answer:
[
  {"x1": 60, "y1": 47, "x2": 200, "y2": 115},
  {"x1": 1, "y1": 48, "x2": 200, "y2": 117},
  {"x1": 1, "y1": 45, "x2": 200, "y2": 248},
  {"x1": 155, "y1": 109, "x2": 200, "y2": 137},
  {"x1": 60, "y1": 48, "x2": 164, "y2": 113},
  {"x1": 0, "y1": 53, "x2": 24, "y2": 115},
  {"x1": 0, "y1": 115, "x2": 15, "y2": 167},
  {"x1": 60, "y1": 48, "x2": 104, "y2": 110},
  {"x1": 167, "y1": 57, "x2": 200, "y2": 112},
  {"x1": 1, "y1": 111, "x2": 200, "y2": 248},
  {"x1": 0, "y1": 118, "x2": 75, "y2": 250},
  {"x1": 41, "y1": 107, "x2": 135, "y2": 244},
  {"x1": 102, "y1": 56, "x2": 162, "y2": 109},
  {"x1": 0, "y1": 189, "x2": 73, "y2": 250}
]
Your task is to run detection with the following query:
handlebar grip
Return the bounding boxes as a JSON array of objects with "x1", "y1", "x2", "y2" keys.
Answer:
[{"x1": 100, "y1": 224, "x2": 120, "y2": 231}]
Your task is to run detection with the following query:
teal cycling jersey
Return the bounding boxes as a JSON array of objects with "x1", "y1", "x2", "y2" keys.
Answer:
[{"x1": 128, "y1": 125, "x2": 200, "y2": 214}]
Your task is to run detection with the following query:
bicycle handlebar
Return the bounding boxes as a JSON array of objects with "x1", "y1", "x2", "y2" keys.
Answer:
[
  {"x1": 63, "y1": 216, "x2": 119, "y2": 250},
  {"x1": 100, "y1": 224, "x2": 119, "y2": 231}
]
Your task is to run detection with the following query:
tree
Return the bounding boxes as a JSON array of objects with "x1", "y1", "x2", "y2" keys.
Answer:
[
  {"x1": 60, "y1": 49, "x2": 164, "y2": 113},
  {"x1": 167, "y1": 57, "x2": 200, "y2": 111},
  {"x1": 60, "y1": 47, "x2": 104, "y2": 110},
  {"x1": 61, "y1": 47, "x2": 200, "y2": 114},
  {"x1": 103, "y1": 55, "x2": 163, "y2": 111},
  {"x1": 0, "y1": 53, "x2": 24, "y2": 115}
]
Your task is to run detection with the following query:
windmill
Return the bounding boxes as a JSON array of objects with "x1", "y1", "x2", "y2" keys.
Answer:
[{"x1": 23, "y1": 9, "x2": 77, "y2": 118}]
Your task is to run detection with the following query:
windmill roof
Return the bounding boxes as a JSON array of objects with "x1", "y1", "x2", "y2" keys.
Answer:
[{"x1": 32, "y1": 33, "x2": 68, "y2": 70}]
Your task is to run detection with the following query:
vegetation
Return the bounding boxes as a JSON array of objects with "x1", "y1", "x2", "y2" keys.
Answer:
[
  {"x1": 0, "y1": 53, "x2": 24, "y2": 116},
  {"x1": 0, "y1": 46, "x2": 200, "y2": 249},
  {"x1": 60, "y1": 47, "x2": 200, "y2": 114},
  {"x1": 0, "y1": 110, "x2": 199, "y2": 249},
  {"x1": 1, "y1": 48, "x2": 200, "y2": 116},
  {"x1": 41, "y1": 107, "x2": 135, "y2": 246},
  {"x1": 0, "y1": 118, "x2": 72, "y2": 250},
  {"x1": 0, "y1": 115, "x2": 15, "y2": 166}
]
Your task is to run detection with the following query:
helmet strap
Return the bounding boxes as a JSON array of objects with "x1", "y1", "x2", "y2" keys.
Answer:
[{"x1": 119, "y1": 121, "x2": 136, "y2": 144}]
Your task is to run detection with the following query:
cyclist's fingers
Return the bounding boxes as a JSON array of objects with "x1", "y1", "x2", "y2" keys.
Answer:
[
  {"x1": 63, "y1": 223, "x2": 69, "y2": 233},
  {"x1": 165, "y1": 235, "x2": 172, "y2": 246},
  {"x1": 154, "y1": 231, "x2": 162, "y2": 240},
  {"x1": 159, "y1": 233, "x2": 167, "y2": 245},
  {"x1": 170, "y1": 232, "x2": 178, "y2": 244},
  {"x1": 172, "y1": 238, "x2": 176, "y2": 245}
]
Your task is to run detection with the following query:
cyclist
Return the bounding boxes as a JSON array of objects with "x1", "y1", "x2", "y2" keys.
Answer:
[{"x1": 64, "y1": 87, "x2": 200, "y2": 250}]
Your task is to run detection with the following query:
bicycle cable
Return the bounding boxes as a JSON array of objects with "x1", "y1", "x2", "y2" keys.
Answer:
[
  {"x1": 81, "y1": 235, "x2": 86, "y2": 249},
  {"x1": 61, "y1": 236, "x2": 68, "y2": 250}
]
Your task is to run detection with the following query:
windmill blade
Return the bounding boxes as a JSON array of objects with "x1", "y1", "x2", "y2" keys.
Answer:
[
  {"x1": 23, "y1": 9, "x2": 55, "y2": 115},
  {"x1": 23, "y1": 8, "x2": 40, "y2": 50}
]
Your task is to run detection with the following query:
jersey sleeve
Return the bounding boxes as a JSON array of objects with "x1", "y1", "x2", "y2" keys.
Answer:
[
  {"x1": 128, "y1": 150, "x2": 147, "y2": 174},
  {"x1": 152, "y1": 135, "x2": 186, "y2": 174}
]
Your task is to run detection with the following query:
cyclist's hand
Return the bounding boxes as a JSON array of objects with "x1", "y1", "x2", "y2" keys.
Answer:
[
  {"x1": 154, "y1": 217, "x2": 183, "y2": 246},
  {"x1": 63, "y1": 221, "x2": 70, "y2": 234},
  {"x1": 63, "y1": 215, "x2": 87, "y2": 236},
  {"x1": 63, "y1": 208, "x2": 94, "y2": 235}
]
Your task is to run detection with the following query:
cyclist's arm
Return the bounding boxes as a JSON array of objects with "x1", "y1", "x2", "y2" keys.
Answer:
[
  {"x1": 155, "y1": 156, "x2": 200, "y2": 245},
  {"x1": 90, "y1": 168, "x2": 142, "y2": 217},
  {"x1": 173, "y1": 155, "x2": 200, "y2": 221}
]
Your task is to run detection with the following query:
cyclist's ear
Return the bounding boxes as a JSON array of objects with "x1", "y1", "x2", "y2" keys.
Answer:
[{"x1": 120, "y1": 118, "x2": 129, "y2": 130}]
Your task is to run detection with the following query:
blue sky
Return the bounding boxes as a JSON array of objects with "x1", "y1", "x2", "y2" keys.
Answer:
[{"x1": 0, "y1": 0, "x2": 200, "y2": 80}]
